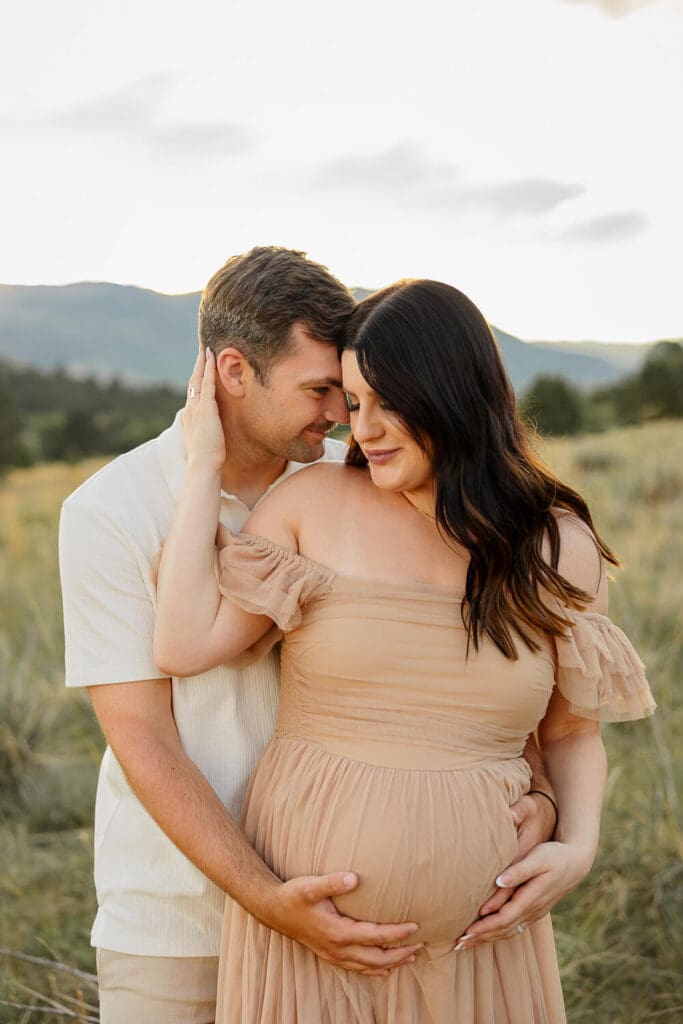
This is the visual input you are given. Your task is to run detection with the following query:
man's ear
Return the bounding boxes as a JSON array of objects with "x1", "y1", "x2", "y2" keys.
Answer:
[{"x1": 216, "y1": 347, "x2": 252, "y2": 397}]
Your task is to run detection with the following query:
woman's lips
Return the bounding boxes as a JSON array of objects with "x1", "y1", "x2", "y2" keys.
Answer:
[{"x1": 364, "y1": 449, "x2": 399, "y2": 464}]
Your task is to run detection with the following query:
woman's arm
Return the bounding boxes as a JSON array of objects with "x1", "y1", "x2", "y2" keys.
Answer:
[
  {"x1": 454, "y1": 515, "x2": 608, "y2": 949},
  {"x1": 154, "y1": 348, "x2": 295, "y2": 677},
  {"x1": 535, "y1": 514, "x2": 609, "y2": 874},
  {"x1": 535, "y1": 512, "x2": 608, "y2": 872}
]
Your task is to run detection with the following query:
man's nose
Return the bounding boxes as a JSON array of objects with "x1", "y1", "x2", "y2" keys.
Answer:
[{"x1": 325, "y1": 389, "x2": 350, "y2": 426}]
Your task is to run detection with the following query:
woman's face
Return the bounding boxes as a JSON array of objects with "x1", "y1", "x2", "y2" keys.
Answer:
[{"x1": 342, "y1": 349, "x2": 434, "y2": 506}]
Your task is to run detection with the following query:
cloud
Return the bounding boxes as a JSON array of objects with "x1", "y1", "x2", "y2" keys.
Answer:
[
  {"x1": 466, "y1": 178, "x2": 585, "y2": 217},
  {"x1": 31, "y1": 75, "x2": 253, "y2": 158},
  {"x1": 558, "y1": 0, "x2": 660, "y2": 16},
  {"x1": 554, "y1": 210, "x2": 649, "y2": 241},
  {"x1": 47, "y1": 74, "x2": 175, "y2": 133},
  {"x1": 314, "y1": 144, "x2": 584, "y2": 219},
  {"x1": 316, "y1": 143, "x2": 445, "y2": 190},
  {"x1": 149, "y1": 122, "x2": 252, "y2": 157}
]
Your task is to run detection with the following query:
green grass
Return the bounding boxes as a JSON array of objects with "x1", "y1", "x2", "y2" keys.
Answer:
[
  {"x1": 0, "y1": 460, "x2": 103, "y2": 1023},
  {"x1": 1, "y1": 425, "x2": 681, "y2": 1022}
]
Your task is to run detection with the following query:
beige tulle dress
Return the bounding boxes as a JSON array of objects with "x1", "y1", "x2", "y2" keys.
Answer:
[{"x1": 214, "y1": 533, "x2": 655, "y2": 1024}]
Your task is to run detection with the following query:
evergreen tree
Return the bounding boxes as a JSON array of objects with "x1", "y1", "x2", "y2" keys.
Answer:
[
  {"x1": 639, "y1": 341, "x2": 683, "y2": 418},
  {"x1": 521, "y1": 375, "x2": 583, "y2": 436},
  {"x1": 0, "y1": 372, "x2": 25, "y2": 475}
]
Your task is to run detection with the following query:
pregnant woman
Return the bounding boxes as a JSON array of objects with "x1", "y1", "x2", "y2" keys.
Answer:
[{"x1": 155, "y1": 280, "x2": 654, "y2": 1023}]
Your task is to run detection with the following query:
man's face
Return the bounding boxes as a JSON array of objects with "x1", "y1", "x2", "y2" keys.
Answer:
[{"x1": 242, "y1": 324, "x2": 349, "y2": 463}]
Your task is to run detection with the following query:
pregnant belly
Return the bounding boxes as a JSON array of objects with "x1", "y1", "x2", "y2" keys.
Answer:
[{"x1": 242, "y1": 738, "x2": 525, "y2": 945}]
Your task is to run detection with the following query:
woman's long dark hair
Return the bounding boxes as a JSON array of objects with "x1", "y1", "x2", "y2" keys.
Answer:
[{"x1": 342, "y1": 279, "x2": 619, "y2": 659}]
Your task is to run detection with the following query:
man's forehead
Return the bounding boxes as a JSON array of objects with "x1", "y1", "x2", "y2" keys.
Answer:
[{"x1": 279, "y1": 329, "x2": 342, "y2": 378}]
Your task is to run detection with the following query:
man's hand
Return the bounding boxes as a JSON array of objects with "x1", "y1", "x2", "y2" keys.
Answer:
[
  {"x1": 269, "y1": 872, "x2": 421, "y2": 976},
  {"x1": 453, "y1": 841, "x2": 593, "y2": 949}
]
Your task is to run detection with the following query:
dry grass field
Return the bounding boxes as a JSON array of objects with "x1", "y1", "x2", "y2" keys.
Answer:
[{"x1": 1, "y1": 423, "x2": 681, "y2": 1022}]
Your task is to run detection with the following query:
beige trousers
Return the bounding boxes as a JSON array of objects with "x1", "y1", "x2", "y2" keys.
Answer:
[{"x1": 96, "y1": 949, "x2": 219, "y2": 1024}]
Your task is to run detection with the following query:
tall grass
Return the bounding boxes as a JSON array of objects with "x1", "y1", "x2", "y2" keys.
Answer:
[
  {"x1": 540, "y1": 422, "x2": 683, "y2": 1022},
  {"x1": 0, "y1": 460, "x2": 104, "y2": 1023},
  {"x1": 1, "y1": 425, "x2": 681, "y2": 1021}
]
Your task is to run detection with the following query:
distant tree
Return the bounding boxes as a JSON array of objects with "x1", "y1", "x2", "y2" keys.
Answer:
[
  {"x1": 639, "y1": 341, "x2": 683, "y2": 418},
  {"x1": 521, "y1": 375, "x2": 583, "y2": 436},
  {"x1": 589, "y1": 340, "x2": 683, "y2": 428},
  {"x1": 1, "y1": 357, "x2": 183, "y2": 464},
  {"x1": 0, "y1": 373, "x2": 25, "y2": 475},
  {"x1": 41, "y1": 409, "x2": 103, "y2": 462}
]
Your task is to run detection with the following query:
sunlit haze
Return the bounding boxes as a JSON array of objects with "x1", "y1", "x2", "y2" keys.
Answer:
[{"x1": 2, "y1": 0, "x2": 681, "y2": 341}]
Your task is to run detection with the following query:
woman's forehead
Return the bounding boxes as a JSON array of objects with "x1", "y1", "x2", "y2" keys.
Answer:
[{"x1": 341, "y1": 350, "x2": 372, "y2": 390}]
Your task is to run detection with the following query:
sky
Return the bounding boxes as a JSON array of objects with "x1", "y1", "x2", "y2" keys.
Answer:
[{"x1": 1, "y1": 0, "x2": 681, "y2": 342}]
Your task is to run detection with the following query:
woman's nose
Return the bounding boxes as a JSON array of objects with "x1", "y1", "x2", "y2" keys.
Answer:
[{"x1": 352, "y1": 404, "x2": 384, "y2": 443}]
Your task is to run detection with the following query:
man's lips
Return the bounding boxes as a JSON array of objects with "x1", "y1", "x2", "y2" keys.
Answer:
[
  {"x1": 304, "y1": 425, "x2": 330, "y2": 438},
  {"x1": 364, "y1": 448, "x2": 399, "y2": 464}
]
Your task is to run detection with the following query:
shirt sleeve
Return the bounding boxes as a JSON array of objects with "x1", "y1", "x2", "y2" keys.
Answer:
[{"x1": 59, "y1": 500, "x2": 163, "y2": 686}]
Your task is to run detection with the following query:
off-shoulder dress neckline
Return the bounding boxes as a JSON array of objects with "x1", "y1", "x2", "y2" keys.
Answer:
[{"x1": 235, "y1": 530, "x2": 464, "y2": 603}]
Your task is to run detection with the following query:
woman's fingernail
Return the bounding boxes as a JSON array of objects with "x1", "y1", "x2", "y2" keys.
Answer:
[
  {"x1": 495, "y1": 874, "x2": 509, "y2": 887},
  {"x1": 454, "y1": 942, "x2": 466, "y2": 952}
]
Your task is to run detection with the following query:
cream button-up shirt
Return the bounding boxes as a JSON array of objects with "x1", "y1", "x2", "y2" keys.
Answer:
[{"x1": 59, "y1": 411, "x2": 346, "y2": 956}]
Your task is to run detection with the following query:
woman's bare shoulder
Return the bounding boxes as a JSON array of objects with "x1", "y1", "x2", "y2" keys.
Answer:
[
  {"x1": 281, "y1": 460, "x2": 366, "y2": 498},
  {"x1": 548, "y1": 508, "x2": 607, "y2": 607},
  {"x1": 252, "y1": 461, "x2": 366, "y2": 523}
]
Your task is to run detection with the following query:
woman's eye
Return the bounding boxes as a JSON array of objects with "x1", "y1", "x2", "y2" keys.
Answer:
[{"x1": 344, "y1": 394, "x2": 360, "y2": 412}]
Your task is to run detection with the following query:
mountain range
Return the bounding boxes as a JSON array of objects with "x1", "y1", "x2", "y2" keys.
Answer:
[{"x1": 0, "y1": 282, "x2": 654, "y2": 394}]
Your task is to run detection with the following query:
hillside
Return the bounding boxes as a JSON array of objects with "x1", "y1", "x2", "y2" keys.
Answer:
[
  {"x1": 0, "y1": 282, "x2": 651, "y2": 392},
  {"x1": 530, "y1": 340, "x2": 652, "y2": 375}
]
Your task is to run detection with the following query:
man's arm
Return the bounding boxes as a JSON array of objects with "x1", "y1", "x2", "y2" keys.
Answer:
[
  {"x1": 510, "y1": 733, "x2": 558, "y2": 866},
  {"x1": 88, "y1": 678, "x2": 420, "y2": 975}
]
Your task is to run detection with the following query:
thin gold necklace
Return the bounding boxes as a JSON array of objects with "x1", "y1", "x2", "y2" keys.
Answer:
[{"x1": 401, "y1": 491, "x2": 436, "y2": 521}]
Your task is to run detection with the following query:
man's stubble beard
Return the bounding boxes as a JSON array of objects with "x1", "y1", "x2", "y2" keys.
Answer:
[
  {"x1": 271, "y1": 433, "x2": 327, "y2": 464},
  {"x1": 245, "y1": 419, "x2": 328, "y2": 465}
]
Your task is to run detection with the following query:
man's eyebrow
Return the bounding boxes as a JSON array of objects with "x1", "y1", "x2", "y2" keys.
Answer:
[{"x1": 300, "y1": 376, "x2": 343, "y2": 388}]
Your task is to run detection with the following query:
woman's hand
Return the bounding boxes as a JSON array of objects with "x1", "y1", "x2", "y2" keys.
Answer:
[
  {"x1": 453, "y1": 840, "x2": 594, "y2": 949},
  {"x1": 182, "y1": 346, "x2": 226, "y2": 470}
]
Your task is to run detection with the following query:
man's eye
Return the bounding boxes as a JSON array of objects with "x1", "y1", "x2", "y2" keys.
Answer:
[
  {"x1": 311, "y1": 387, "x2": 330, "y2": 395},
  {"x1": 344, "y1": 394, "x2": 360, "y2": 412}
]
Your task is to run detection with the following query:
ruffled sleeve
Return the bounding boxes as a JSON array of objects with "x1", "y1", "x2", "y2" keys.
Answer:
[
  {"x1": 555, "y1": 610, "x2": 656, "y2": 722},
  {"x1": 217, "y1": 532, "x2": 336, "y2": 632}
]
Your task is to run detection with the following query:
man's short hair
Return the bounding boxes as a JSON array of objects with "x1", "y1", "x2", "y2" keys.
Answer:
[{"x1": 199, "y1": 247, "x2": 355, "y2": 382}]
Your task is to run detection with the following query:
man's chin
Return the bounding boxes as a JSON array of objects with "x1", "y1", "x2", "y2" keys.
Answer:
[{"x1": 282, "y1": 438, "x2": 326, "y2": 464}]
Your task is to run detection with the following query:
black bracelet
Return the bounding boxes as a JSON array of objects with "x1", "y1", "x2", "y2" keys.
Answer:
[{"x1": 527, "y1": 789, "x2": 559, "y2": 829}]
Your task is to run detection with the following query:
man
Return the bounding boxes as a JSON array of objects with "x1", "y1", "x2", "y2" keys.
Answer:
[{"x1": 60, "y1": 247, "x2": 558, "y2": 1023}]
